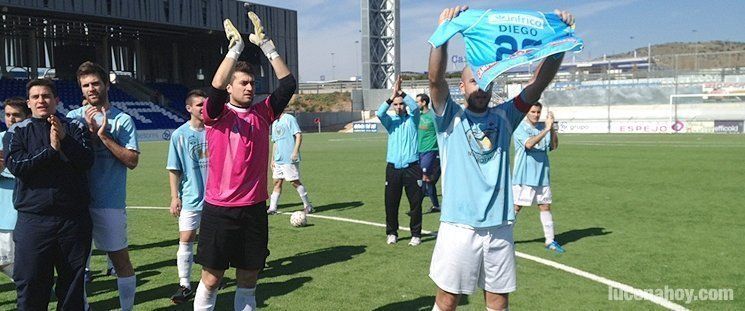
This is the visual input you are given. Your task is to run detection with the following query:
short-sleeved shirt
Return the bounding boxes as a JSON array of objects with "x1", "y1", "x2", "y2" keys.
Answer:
[
  {"x1": 418, "y1": 111, "x2": 439, "y2": 153},
  {"x1": 203, "y1": 97, "x2": 276, "y2": 207},
  {"x1": 271, "y1": 113, "x2": 302, "y2": 165},
  {"x1": 67, "y1": 106, "x2": 139, "y2": 209},
  {"x1": 435, "y1": 94, "x2": 527, "y2": 228},
  {"x1": 376, "y1": 95, "x2": 421, "y2": 169},
  {"x1": 512, "y1": 121, "x2": 552, "y2": 187},
  {"x1": 0, "y1": 131, "x2": 17, "y2": 230},
  {"x1": 167, "y1": 122, "x2": 208, "y2": 211}
]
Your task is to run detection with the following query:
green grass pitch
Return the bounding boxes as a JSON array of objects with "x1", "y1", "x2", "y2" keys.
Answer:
[{"x1": 1, "y1": 133, "x2": 743, "y2": 310}]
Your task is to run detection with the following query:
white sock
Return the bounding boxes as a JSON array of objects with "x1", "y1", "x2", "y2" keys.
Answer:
[
  {"x1": 194, "y1": 280, "x2": 218, "y2": 310},
  {"x1": 117, "y1": 275, "x2": 136, "y2": 311},
  {"x1": 177, "y1": 242, "x2": 194, "y2": 288},
  {"x1": 269, "y1": 191, "x2": 280, "y2": 211},
  {"x1": 540, "y1": 211, "x2": 555, "y2": 244},
  {"x1": 296, "y1": 185, "x2": 311, "y2": 207},
  {"x1": 234, "y1": 287, "x2": 257, "y2": 311},
  {"x1": 1, "y1": 263, "x2": 13, "y2": 280}
]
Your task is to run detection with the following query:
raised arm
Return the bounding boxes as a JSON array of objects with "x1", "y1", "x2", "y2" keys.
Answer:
[
  {"x1": 524, "y1": 112, "x2": 554, "y2": 150},
  {"x1": 428, "y1": 6, "x2": 468, "y2": 115},
  {"x1": 376, "y1": 77, "x2": 405, "y2": 131},
  {"x1": 56, "y1": 118, "x2": 93, "y2": 171},
  {"x1": 88, "y1": 107, "x2": 139, "y2": 169},
  {"x1": 206, "y1": 19, "x2": 244, "y2": 119},
  {"x1": 519, "y1": 10, "x2": 574, "y2": 106},
  {"x1": 247, "y1": 12, "x2": 297, "y2": 117},
  {"x1": 376, "y1": 101, "x2": 393, "y2": 131}
]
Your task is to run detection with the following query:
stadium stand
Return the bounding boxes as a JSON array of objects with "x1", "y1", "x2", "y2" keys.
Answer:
[{"x1": 0, "y1": 79, "x2": 185, "y2": 130}]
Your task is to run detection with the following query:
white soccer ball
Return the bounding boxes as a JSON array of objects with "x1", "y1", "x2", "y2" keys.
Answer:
[{"x1": 290, "y1": 211, "x2": 307, "y2": 227}]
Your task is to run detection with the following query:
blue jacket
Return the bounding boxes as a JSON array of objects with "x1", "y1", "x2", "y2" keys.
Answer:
[
  {"x1": 2, "y1": 117, "x2": 93, "y2": 216},
  {"x1": 376, "y1": 94, "x2": 420, "y2": 168}
]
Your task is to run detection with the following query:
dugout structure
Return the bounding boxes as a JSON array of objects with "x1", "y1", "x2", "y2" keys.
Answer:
[{"x1": 0, "y1": 0, "x2": 298, "y2": 92}]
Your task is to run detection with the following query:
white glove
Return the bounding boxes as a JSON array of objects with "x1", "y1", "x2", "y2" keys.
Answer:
[
  {"x1": 248, "y1": 12, "x2": 280, "y2": 60},
  {"x1": 223, "y1": 19, "x2": 244, "y2": 60}
]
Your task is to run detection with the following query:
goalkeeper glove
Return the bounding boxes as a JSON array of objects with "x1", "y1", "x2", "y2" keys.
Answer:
[
  {"x1": 223, "y1": 19, "x2": 244, "y2": 60},
  {"x1": 248, "y1": 12, "x2": 280, "y2": 61}
]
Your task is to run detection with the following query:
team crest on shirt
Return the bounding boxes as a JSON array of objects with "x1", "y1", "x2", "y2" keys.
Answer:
[
  {"x1": 274, "y1": 124, "x2": 285, "y2": 137},
  {"x1": 187, "y1": 135, "x2": 208, "y2": 168},
  {"x1": 465, "y1": 121, "x2": 500, "y2": 164}
]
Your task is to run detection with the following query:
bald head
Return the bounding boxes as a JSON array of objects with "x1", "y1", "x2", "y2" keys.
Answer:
[
  {"x1": 461, "y1": 66, "x2": 474, "y2": 84},
  {"x1": 458, "y1": 66, "x2": 492, "y2": 113}
]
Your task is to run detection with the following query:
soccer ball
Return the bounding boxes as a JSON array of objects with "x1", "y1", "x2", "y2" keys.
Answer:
[{"x1": 290, "y1": 211, "x2": 307, "y2": 227}]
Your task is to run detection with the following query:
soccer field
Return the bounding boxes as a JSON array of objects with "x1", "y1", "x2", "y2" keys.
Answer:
[{"x1": 1, "y1": 133, "x2": 743, "y2": 310}]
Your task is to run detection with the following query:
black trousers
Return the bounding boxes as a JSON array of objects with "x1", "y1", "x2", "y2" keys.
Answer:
[
  {"x1": 13, "y1": 212, "x2": 92, "y2": 311},
  {"x1": 385, "y1": 162, "x2": 423, "y2": 237}
]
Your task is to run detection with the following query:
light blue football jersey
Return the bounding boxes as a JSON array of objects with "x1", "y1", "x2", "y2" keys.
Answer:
[
  {"x1": 67, "y1": 106, "x2": 139, "y2": 209},
  {"x1": 376, "y1": 95, "x2": 420, "y2": 169},
  {"x1": 429, "y1": 9, "x2": 583, "y2": 90},
  {"x1": 0, "y1": 131, "x2": 17, "y2": 230},
  {"x1": 167, "y1": 123, "x2": 208, "y2": 211},
  {"x1": 271, "y1": 113, "x2": 302, "y2": 165},
  {"x1": 435, "y1": 95, "x2": 526, "y2": 228},
  {"x1": 512, "y1": 120, "x2": 552, "y2": 187}
]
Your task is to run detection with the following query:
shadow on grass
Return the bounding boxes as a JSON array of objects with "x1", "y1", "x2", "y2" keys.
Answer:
[
  {"x1": 262, "y1": 245, "x2": 366, "y2": 278},
  {"x1": 515, "y1": 227, "x2": 612, "y2": 246},
  {"x1": 111, "y1": 245, "x2": 363, "y2": 308},
  {"x1": 146, "y1": 276, "x2": 313, "y2": 310},
  {"x1": 374, "y1": 295, "x2": 472, "y2": 311},
  {"x1": 0, "y1": 281, "x2": 14, "y2": 309},
  {"x1": 0, "y1": 281, "x2": 13, "y2": 294},
  {"x1": 92, "y1": 238, "x2": 180, "y2": 257},
  {"x1": 312, "y1": 201, "x2": 364, "y2": 213},
  {"x1": 273, "y1": 201, "x2": 364, "y2": 213},
  {"x1": 88, "y1": 270, "x2": 160, "y2": 309}
]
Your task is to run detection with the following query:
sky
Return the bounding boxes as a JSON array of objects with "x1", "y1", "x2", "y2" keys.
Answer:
[{"x1": 249, "y1": 0, "x2": 745, "y2": 82}]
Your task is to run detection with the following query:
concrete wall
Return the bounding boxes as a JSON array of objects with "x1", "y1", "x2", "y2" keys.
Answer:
[{"x1": 293, "y1": 111, "x2": 362, "y2": 132}]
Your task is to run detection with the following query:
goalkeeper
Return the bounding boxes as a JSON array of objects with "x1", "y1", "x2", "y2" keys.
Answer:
[{"x1": 192, "y1": 12, "x2": 296, "y2": 310}]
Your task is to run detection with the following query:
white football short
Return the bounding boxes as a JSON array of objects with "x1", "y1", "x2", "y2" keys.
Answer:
[
  {"x1": 512, "y1": 185, "x2": 553, "y2": 206},
  {"x1": 272, "y1": 163, "x2": 301, "y2": 181},
  {"x1": 0, "y1": 230, "x2": 13, "y2": 266},
  {"x1": 91, "y1": 208, "x2": 128, "y2": 252},
  {"x1": 178, "y1": 210, "x2": 202, "y2": 232},
  {"x1": 429, "y1": 222, "x2": 516, "y2": 295}
]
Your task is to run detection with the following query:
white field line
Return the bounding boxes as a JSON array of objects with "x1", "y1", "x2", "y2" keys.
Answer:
[
  {"x1": 564, "y1": 140, "x2": 744, "y2": 147},
  {"x1": 327, "y1": 135, "x2": 742, "y2": 148},
  {"x1": 128, "y1": 206, "x2": 688, "y2": 311},
  {"x1": 565, "y1": 142, "x2": 743, "y2": 148}
]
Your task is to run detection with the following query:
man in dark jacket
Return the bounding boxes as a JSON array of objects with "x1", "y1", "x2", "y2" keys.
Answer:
[{"x1": 2, "y1": 78, "x2": 94, "y2": 310}]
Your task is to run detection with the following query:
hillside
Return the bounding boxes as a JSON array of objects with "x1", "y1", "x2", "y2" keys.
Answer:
[
  {"x1": 288, "y1": 92, "x2": 352, "y2": 112},
  {"x1": 602, "y1": 40, "x2": 745, "y2": 70}
]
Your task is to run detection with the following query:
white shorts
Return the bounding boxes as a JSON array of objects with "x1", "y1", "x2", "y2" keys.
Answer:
[
  {"x1": 429, "y1": 222, "x2": 516, "y2": 295},
  {"x1": 0, "y1": 230, "x2": 13, "y2": 266},
  {"x1": 512, "y1": 185, "x2": 552, "y2": 206},
  {"x1": 91, "y1": 208, "x2": 128, "y2": 252},
  {"x1": 272, "y1": 163, "x2": 301, "y2": 181},
  {"x1": 178, "y1": 210, "x2": 202, "y2": 232}
]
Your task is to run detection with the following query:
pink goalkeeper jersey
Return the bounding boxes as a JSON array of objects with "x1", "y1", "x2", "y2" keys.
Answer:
[{"x1": 203, "y1": 97, "x2": 276, "y2": 207}]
